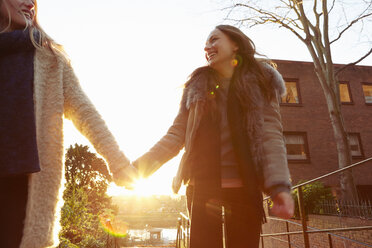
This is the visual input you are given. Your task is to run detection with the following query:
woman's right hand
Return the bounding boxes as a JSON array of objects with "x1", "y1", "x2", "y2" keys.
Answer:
[
  {"x1": 271, "y1": 191, "x2": 294, "y2": 219},
  {"x1": 112, "y1": 163, "x2": 138, "y2": 189}
]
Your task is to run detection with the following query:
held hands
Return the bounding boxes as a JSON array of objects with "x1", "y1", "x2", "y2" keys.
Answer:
[
  {"x1": 271, "y1": 191, "x2": 295, "y2": 219},
  {"x1": 112, "y1": 163, "x2": 139, "y2": 189}
]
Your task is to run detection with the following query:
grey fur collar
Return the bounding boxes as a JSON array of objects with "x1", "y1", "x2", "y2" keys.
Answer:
[
  {"x1": 182, "y1": 63, "x2": 286, "y2": 110},
  {"x1": 261, "y1": 63, "x2": 286, "y2": 97}
]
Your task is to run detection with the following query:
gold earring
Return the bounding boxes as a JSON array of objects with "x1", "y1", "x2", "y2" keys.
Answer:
[{"x1": 231, "y1": 58, "x2": 238, "y2": 67}]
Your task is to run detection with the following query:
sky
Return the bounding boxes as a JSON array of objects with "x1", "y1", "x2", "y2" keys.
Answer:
[{"x1": 36, "y1": 0, "x2": 372, "y2": 196}]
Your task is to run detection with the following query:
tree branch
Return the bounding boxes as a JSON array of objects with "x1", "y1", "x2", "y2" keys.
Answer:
[
  {"x1": 296, "y1": 1, "x2": 326, "y2": 73},
  {"x1": 328, "y1": 0, "x2": 336, "y2": 14},
  {"x1": 232, "y1": 3, "x2": 306, "y2": 42},
  {"x1": 330, "y1": 12, "x2": 372, "y2": 45},
  {"x1": 335, "y1": 47, "x2": 372, "y2": 76}
]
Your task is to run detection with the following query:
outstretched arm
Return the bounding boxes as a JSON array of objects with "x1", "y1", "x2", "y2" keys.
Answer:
[
  {"x1": 62, "y1": 62, "x2": 136, "y2": 186},
  {"x1": 132, "y1": 106, "x2": 188, "y2": 178}
]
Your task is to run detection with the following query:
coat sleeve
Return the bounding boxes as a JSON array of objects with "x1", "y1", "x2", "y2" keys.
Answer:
[
  {"x1": 133, "y1": 92, "x2": 189, "y2": 178},
  {"x1": 62, "y1": 62, "x2": 131, "y2": 178},
  {"x1": 261, "y1": 86, "x2": 292, "y2": 196}
]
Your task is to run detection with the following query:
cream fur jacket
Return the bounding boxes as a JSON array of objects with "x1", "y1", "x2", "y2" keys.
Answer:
[
  {"x1": 134, "y1": 64, "x2": 291, "y2": 195},
  {"x1": 20, "y1": 48, "x2": 130, "y2": 248}
]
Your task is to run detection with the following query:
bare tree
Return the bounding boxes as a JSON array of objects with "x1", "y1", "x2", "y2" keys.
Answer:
[{"x1": 224, "y1": 0, "x2": 372, "y2": 201}]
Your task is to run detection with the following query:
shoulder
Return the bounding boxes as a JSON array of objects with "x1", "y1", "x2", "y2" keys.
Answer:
[
  {"x1": 185, "y1": 66, "x2": 216, "y2": 88},
  {"x1": 261, "y1": 62, "x2": 286, "y2": 97},
  {"x1": 181, "y1": 66, "x2": 217, "y2": 109},
  {"x1": 35, "y1": 45, "x2": 70, "y2": 68}
]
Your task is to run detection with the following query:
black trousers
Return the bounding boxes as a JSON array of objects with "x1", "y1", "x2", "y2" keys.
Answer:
[
  {"x1": 0, "y1": 175, "x2": 28, "y2": 248},
  {"x1": 186, "y1": 186, "x2": 262, "y2": 248}
]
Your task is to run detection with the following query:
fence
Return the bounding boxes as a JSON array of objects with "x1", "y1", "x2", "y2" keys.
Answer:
[
  {"x1": 176, "y1": 212, "x2": 190, "y2": 248},
  {"x1": 262, "y1": 157, "x2": 372, "y2": 248},
  {"x1": 315, "y1": 199, "x2": 372, "y2": 219},
  {"x1": 175, "y1": 157, "x2": 372, "y2": 248},
  {"x1": 262, "y1": 216, "x2": 372, "y2": 248}
]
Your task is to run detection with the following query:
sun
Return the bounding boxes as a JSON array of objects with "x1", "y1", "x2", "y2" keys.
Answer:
[
  {"x1": 107, "y1": 177, "x2": 176, "y2": 197},
  {"x1": 107, "y1": 161, "x2": 186, "y2": 197}
]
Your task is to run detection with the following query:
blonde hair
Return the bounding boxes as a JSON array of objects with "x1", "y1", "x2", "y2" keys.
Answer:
[{"x1": 0, "y1": 0, "x2": 64, "y2": 54}]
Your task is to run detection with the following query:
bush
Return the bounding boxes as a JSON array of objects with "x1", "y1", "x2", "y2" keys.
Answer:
[
  {"x1": 59, "y1": 144, "x2": 117, "y2": 247},
  {"x1": 58, "y1": 237, "x2": 80, "y2": 248},
  {"x1": 292, "y1": 181, "x2": 335, "y2": 218}
]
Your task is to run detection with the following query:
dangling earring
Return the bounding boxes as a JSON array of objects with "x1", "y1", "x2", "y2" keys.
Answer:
[
  {"x1": 231, "y1": 58, "x2": 238, "y2": 67},
  {"x1": 231, "y1": 54, "x2": 242, "y2": 67}
]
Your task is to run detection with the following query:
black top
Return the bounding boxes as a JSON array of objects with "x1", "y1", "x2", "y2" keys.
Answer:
[{"x1": 0, "y1": 29, "x2": 40, "y2": 177}]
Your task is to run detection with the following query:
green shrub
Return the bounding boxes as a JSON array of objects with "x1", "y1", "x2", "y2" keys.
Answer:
[
  {"x1": 292, "y1": 181, "x2": 335, "y2": 218},
  {"x1": 59, "y1": 144, "x2": 117, "y2": 247}
]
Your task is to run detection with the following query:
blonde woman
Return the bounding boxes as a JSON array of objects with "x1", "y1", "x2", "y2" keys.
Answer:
[{"x1": 0, "y1": 0, "x2": 136, "y2": 247}]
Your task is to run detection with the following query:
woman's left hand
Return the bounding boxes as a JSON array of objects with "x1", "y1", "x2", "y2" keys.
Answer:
[
  {"x1": 271, "y1": 191, "x2": 294, "y2": 219},
  {"x1": 112, "y1": 163, "x2": 138, "y2": 189}
]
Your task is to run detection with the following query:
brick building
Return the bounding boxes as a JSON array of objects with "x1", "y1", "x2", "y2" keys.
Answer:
[{"x1": 274, "y1": 60, "x2": 372, "y2": 200}]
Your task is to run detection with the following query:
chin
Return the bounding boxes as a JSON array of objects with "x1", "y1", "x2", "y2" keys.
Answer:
[
  {"x1": 208, "y1": 61, "x2": 220, "y2": 70},
  {"x1": 208, "y1": 60, "x2": 217, "y2": 67}
]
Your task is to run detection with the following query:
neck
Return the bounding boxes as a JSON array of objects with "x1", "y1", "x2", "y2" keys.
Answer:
[{"x1": 215, "y1": 64, "x2": 235, "y2": 79}]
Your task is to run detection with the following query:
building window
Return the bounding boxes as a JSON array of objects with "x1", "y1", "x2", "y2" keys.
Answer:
[
  {"x1": 280, "y1": 80, "x2": 301, "y2": 105},
  {"x1": 284, "y1": 132, "x2": 310, "y2": 163},
  {"x1": 362, "y1": 83, "x2": 372, "y2": 104},
  {"x1": 349, "y1": 133, "x2": 364, "y2": 158},
  {"x1": 339, "y1": 82, "x2": 353, "y2": 104}
]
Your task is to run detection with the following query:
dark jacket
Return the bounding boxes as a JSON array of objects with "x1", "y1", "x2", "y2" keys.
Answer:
[{"x1": 134, "y1": 63, "x2": 291, "y2": 196}]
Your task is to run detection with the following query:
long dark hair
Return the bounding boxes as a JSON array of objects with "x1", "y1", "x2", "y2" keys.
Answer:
[{"x1": 215, "y1": 25, "x2": 275, "y2": 102}]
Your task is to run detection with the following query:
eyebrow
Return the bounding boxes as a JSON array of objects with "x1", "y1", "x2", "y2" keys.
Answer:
[
  {"x1": 209, "y1": 35, "x2": 218, "y2": 40},
  {"x1": 206, "y1": 35, "x2": 218, "y2": 44}
]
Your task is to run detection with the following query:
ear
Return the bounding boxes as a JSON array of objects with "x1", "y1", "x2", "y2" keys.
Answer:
[{"x1": 232, "y1": 42, "x2": 239, "y2": 52}]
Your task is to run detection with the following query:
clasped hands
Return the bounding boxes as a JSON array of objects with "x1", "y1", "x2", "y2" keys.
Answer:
[{"x1": 112, "y1": 162, "x2": 140, "y2": 189}]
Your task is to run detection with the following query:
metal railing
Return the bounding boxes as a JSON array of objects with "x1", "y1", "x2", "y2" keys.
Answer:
[
  {"x1": 316, "y1": 199, "x2": 372, "y2": 219},
  {"x1": 262, "y1": 217, "x2": 372, "y2": 248},
  {"x1": 176, "y1": 212, "x2": 190, "y2": 248},
  {"x1": 262, "y1": 157, "x2": 372, "y2": 248},
  {"x1": 175, "y1": 157, "x2": 372, "y2": 248}
]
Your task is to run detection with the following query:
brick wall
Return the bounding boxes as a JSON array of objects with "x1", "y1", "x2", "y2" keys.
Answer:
[
  {"x1": 261, "y1": 214, "x2": 372, "y2": 248},
  {"x1": 274, "y1": 60, "x2": 372, "y2": 196}
]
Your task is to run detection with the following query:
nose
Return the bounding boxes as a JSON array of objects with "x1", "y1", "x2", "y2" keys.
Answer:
[{"x1": 204, "y1": 43, "x2": 212, "y2": 52}]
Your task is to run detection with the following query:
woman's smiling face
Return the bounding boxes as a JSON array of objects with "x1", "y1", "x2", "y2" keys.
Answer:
[
  {"x1": 204, "y1": 28, "x2": 238, "y2": 72},
  {"x1": 0, "y1": 0, "x2": 35, "y2": 31}
]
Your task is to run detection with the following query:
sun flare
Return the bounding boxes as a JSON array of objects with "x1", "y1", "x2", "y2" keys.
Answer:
[{"x1": 107, "y1": 177, "x2": 178, "y2": 197}]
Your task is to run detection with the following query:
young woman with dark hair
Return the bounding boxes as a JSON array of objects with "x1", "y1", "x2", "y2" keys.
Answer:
[
  {"x1": 133, "y1": 25, "x2": 294, "y2": 247},
  {"x1": 0, "y1": 0, "x2": 135, "y2": 247}
]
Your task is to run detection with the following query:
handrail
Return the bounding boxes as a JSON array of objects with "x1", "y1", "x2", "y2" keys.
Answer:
[
  {"x1": 264, "y1": 217, "x2": 372, "y2": 247},
  {"x1": 179, "y1": 212, "x2": 189, "y2": 221},
  {"x1": 261, "y1": 226, "x2": 372, "y2": 237},
  {"x1": 261, "y1": 157, "x2": 372, "y2": 248},
  {"x1": 292, "y1": 157, "x2": 372, "y2": 189},
  {"x1": 176, "y1": 212, "x2": 190, "y2": 248},
  {"x1": 263, "y1": 157, "x2": 372, "y2": 201}
]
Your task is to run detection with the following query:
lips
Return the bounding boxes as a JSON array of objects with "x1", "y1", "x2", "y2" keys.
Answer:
[{"x1": 207, "y1": 52, "x2": 217, "y2": 61}]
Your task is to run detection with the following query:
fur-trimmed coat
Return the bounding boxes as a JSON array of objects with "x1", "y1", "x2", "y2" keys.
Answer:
[
  {"x1": 20, "y1": 48, "x2": 130, "y2": 248},
  {"x1": 134, "y1": 64, "x2": 291, "y2": 195}
]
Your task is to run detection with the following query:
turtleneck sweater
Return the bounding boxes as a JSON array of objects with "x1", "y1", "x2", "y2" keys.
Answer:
[{"x1": 0, "y1": 29, "x2": 40, "y2": 176}]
